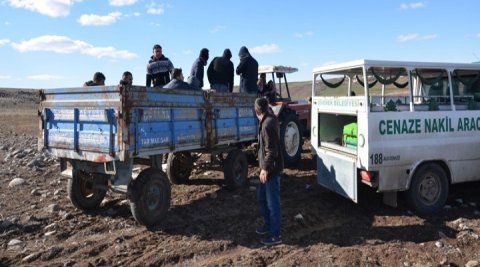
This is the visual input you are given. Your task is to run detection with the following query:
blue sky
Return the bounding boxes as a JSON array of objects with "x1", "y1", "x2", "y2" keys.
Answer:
[{"x1": 0, "y1": 0, "x2": 479, "y2": 89}]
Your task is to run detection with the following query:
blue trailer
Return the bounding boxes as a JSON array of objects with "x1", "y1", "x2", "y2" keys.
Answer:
[{"x1": 38, "y1": 85, "x2": 258, "y2": 226}]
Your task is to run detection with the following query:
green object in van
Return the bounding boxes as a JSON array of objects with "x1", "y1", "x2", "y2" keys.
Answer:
[{"x1": 343, "y1": 123, "x2": 357, "y2": 148}]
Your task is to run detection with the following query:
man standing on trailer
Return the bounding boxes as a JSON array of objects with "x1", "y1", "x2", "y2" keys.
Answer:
[
  {"x1": 146, "y1": 44, "x2": 174, "y2": 87},
  {"x1": 254, "y1": 97, "x2": 284, "y2": 246},
  {"x1": 190, "y1": 48, "x2": 209, "y2": 89},
  {"x1": 236, "y1": 46, "x2": 258, "y2": 94},
  {"x1": 207, "y1": 48, "x2": 234, "y2": 92}
]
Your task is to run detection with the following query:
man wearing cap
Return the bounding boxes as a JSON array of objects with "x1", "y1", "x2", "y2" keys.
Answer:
[
  {"x1": 236, "y1": 46, "x2": 258, "y2": 94},
  {"x1": 146, "y1": 44, "x2": 174, "y2": 87},
  {"x1": 190, "y1": 48, "x2": 209, "y2": 88},
  {"x1": 254, "y1": 97, "x2": 284, "y2": 246}
]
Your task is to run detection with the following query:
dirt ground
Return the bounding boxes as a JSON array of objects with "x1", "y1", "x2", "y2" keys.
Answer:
[{"x1": 1, "y1": 89, "x2": 480, "y2": 267}]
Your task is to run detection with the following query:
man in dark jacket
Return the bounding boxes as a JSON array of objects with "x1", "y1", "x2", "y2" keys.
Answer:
[
  {"x1": 84, "y1": 72, "x2": 105, "y2": 86},
  {"x1": 190, "y1": 48, "x2": 209, "y2": 88},
  {"x1": 119, "y1": 71, "x2": 133, "y2": 86},
  {"x1": 163, "y1": 68, "x2": 202, "y2": 92},
  {"x1": 254, "y1": 97, "x2": 284, "y2": 246},
  {"x1": 146, "y1": 44, "x2": 174, "y2": 87},
  {"x1": 236, "y1": 46, "x2": 258, "y2": 94},
  {"x1": 207, "y1": 48, "x2": 234, "y2": 93}
]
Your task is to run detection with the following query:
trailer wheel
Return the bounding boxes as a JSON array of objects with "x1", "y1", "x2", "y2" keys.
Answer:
[
  {"x1": 68, "y1": 172, "x2": 107, "y2": 210},
  {"x1": 166, "y1": 152, "x2": 193, "y2": 184},
  {"x1": 406, "y1": 163, "x2": 449, "y2": 213},
  {"x1": 280, "y1": 113, "x2": 303, "y2": 166},
  {"x1": 130, "y1": 168, "x2": 171, "y2": 227},
  {"x1": 223, "y1": 149, "x2": 248, "y2": 191}
]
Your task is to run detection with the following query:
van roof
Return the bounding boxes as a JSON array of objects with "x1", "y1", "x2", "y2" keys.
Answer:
[
  {"x1": 312, "y1": 59, "x2": 480, "y2": 75},
  {"x1": 258, "y1": 65, "x2": 298, "y2": 74}
]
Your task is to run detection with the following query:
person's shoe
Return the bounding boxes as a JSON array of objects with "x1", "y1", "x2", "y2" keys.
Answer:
[
  {"x1": 261, "y1": 236, "x2": 282, "y2": 246},
  {"x1": 255, "y1": 226, "x2": 269, "y2": 235}
]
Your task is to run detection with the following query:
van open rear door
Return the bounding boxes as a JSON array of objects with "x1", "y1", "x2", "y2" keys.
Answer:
[{"x1": 316, "y1": 150, "x2": 357, "y2": 203}]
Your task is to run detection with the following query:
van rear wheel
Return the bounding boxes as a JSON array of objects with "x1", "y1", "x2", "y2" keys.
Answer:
[{"x1": 405, "y1": 163, "x2": 448, "y2": 213}]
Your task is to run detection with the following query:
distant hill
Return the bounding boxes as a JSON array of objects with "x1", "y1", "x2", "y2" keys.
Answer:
[
  {"x1": 0, "y1": 88, "x2": 39, "y2": 112},
  {"x1": 0, "y1": 88, "x2": 39, "y2": 104},
  {"x1": 285, "y1": 81, "x2": 312, "y2": 101},
  {"x1": 229, "y1": 81, "x2": 313, "y2": 101}
]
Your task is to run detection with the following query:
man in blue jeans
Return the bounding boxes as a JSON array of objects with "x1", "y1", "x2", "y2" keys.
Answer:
[{"x1": 254, "y1": 97, "x2": 284, "y2": 246}]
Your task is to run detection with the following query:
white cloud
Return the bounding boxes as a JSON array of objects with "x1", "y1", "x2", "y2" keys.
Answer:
[
  {"x1": 420, "y1": 34, "x2": 437, "y2": 40},
  {"x1": 0, "y1": 39, "x2": 10, "y2": 46},
  {"x1": 147, "y1": 7, "x2": 164, "y2": 14},
  {"x1": 133, "y1": 12, "x2": 140, "y2": 16},
  {"x1": 295, "y1": 31, "x2": 314, "y2": 38},
  {"x1": 300, "y1": 62, "x2": 308, "y2": 66},
  {"x1": 182, "y1": 50, "x2": 192, "y2": 55},
  {"x1": 250, "y1": 44, "x2": 281, "y2": 54},
  {"x1": 396, "y1": 33, "x2": 437, "y2": 42},
  {"x1": 27, "y1": 75, "x2": 64, "y2": 80},
  {"x1": 11, "y1": 35, "x2": 137, "y2": 59},
  {"x1": 410, "y1": 2, "x2": 426, "y2": 8},
  {"x1": 78, "y1": 12, "x2": 121, "y2": 26},
  {"x1": 109, "y1": 0, "x2": 137, "y2": 6},
  {"x1": 397, "y1": 34, "x2": 418, "y2": 42},
  {"x1": 110, "y1": 11, "x2": 122, "y2": 17},
  {"x1": 466, "y1": 33, "x2": 480, "y2": 38},
  {"x1": 146, "y1": 3, "x2": 164, "y2": 14},
  {"x1": 400, "y1": 2, "x2": 426, "y2": 10},
  {"x1": 5, "y1": 21, "x2": 9, "y2": 25},
  {"x1": 211, "y1": 26, "x2": 225, "y2": 34},
  {"x1": 149, "y1": 22, "x2": 160, "y2": 27},
  {"x1": 6, "y1": 0, "x2": 82, "y2": 18},
  {"x1": 0, "y1": 76, "x2": 11, "y2": 79}
]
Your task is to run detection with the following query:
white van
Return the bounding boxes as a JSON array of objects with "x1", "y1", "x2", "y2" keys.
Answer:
[{"x1": 311, "y1": 59, "x2": 480, "y2": 212}]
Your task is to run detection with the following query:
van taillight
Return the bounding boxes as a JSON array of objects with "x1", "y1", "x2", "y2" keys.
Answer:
[{"x1": 360, "y1": 170, "x2": 373, "y2": 182}]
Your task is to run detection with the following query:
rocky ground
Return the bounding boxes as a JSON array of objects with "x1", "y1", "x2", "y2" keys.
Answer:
[{"x1": 1, "y1": 89, "x2": 480, "y2": 267}]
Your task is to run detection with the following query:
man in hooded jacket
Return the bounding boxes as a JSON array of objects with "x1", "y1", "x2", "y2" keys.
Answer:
[
  {"x1": 207, "y1": 48, "x2": 234, "y2": 93},
  {"x1": 236, "y1": 46, "x2": 259, "y2": 94}
]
